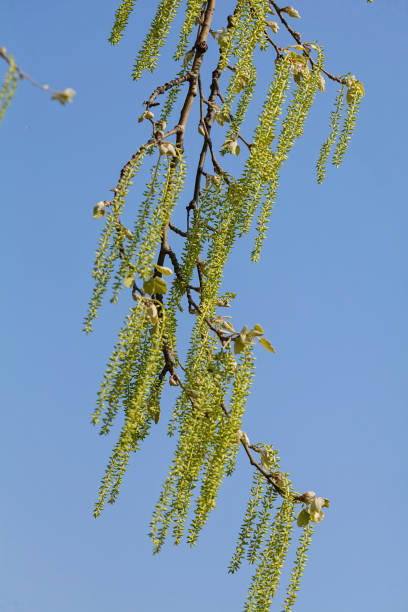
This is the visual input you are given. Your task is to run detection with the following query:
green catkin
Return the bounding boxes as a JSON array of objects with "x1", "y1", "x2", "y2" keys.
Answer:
[
  {"x1": 220, "y1": 1, "x2": 266, "y2": 127},
  {"x1": 224, "y1": 349, "x2": 255, "y2": 476},
  {"x1": 0, "y1": 56, "x2": 18, "y2": 124},
  {"x1": 132, "y1": 0, "x2": 183, "y2": 81},
  {"x1": 108, "y1": 0, "x2": 137, "y2": 45},
  {"x1": 244, "y1": 499, "x2": 295, "y2": 612},
  {"x1": 94, "y1": 316, "x2": 165, "y2": 514},
  {"x1": 283, "y1": 523, "x2": 314, "y2": 611},
  {"x1": 92, "y1": 303, "x2": 146, "y2": 432},
  {"x1": 332, "y1": 87, "x2": 362, "y2": 167},
  {"x1": 251, "y1": 49, "x2": 324, "y2": 261},
  {"x1": 84, "y1": 148, "x2": 146, "y2": 332},
  {"x1": 229, "y1": 470, "x2": 266, "y2": 574},
  {"x1": 186, "y1": 353, "x2": 238, "y2": 544},
  {"x1": 316, "y1": 85, "x2": 345, "y2": 182},
  {"x1": 168, "y1": 337, "x2": 222, "y2": 540},
  {"x1": 110, "y1": 155, "x2": 163, "y2": 304},
  {"x1": 217, "y1": 1, "x2": 247, "y2": 73},
  {"x1": 159, "y1": 76, "x2": 184, "y2": 124},
  {"x1": 166, "y1": 179, "x2": 224, "y2": 319},
  {"x1": 174, "y1": 0, "x2": 203, "y2": 60},
  {"x1": 84, "y1": 214, "x2": 119, "y2": 333},
  {"x1": 246, "y1": 484, "x2": 278, "y2": 565},
  {"x1": 234, "y1": 55, "x2": 292, "y2": 238},
  {"x1": 223, "y1": 64, "x2": 256, "y2": 146},
  {"x1": 135, "y1": 156, "x2": 186, "y2": 279}
]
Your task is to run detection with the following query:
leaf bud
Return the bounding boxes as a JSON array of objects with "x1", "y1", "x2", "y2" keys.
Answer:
[
  {"x1": 318, "y1": 73, "x2": 326, "y2": 92},
  {"x1": 51, "y1": 88, "x2": 76, "y2": 105},
  {"x1": 237, "y1": 430, "x2": 250, "y2": 446},
  {"x1": 138, "y1": 110, "x2": 154, "y2": 123},
  {"x1": 282, "y1": 6, "x2": 301, "y2": 18},
  {"x1": 299, "y1": 491, "x2": 316, "y2": 504},
  {"x1": 267, "y1": 21, "x2": 279, "y2": 33},
  {"x1": 93, "y1": 201, "x2": 106, "y2": 219},
  {"x1": 159, "y1": 141, "x2": 177, "y2": 157},
  {"x1": 146, "y1": 302, "x2": 159, "y2": 325},
  {"x1": 224, "y1": 139, "x2": 240, "y2": 156}
]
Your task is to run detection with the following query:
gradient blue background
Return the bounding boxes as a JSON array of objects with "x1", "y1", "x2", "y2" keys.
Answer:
[{"x1": 1, "y1": 1, "x2": 407, "y2": 611}]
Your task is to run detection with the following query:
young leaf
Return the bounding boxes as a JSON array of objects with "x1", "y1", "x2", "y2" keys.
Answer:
[
  {"x1": 123, "y1": 273, "x2": 135, "y2": 288},
  {"x1": 153, "y1": 277, "x2": 168, "y2": 295},
  {"x1": 143, "y1": 277, "x2": 156, "y2": 295},
  {"x1": 234, "y1": 336, "x2": 246, "y2": 354},
  {"x1": 258, "y1": 337, "x2": 276, "y2": 353},
  {"x1": 297, "y1": 508, "x2": 311, "y2": 527},
  {"x1": 153, "y1": 264, "x2": 173, "y2": 276}
]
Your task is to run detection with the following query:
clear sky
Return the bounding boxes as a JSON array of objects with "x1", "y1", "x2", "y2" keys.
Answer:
[{"x1": 1, "y1": 1, "x2": 407, "y2": 611}]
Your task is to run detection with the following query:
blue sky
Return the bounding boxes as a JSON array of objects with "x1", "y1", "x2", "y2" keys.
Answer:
[{"x1": 1, "y1": 1, "x2": 407, "y2": 611}]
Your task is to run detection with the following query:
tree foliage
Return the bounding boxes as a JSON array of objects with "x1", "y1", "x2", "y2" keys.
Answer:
[{"x1": 1, "y1": 2, "x2": 371, "y2": 609}]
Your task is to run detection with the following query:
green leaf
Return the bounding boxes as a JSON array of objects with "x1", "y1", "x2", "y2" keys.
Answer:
[
  {"x1": 153, "y1": 264, "x2": 173, "y2": 276},
  {"x1": 93, "y1": 201, "x2": 106, "y2": 219},
  {"x1": 258, "y1": 337, "x2": 276, "y2": 353},
  {"x1": 346, "y1": 80, "x2": 364, "y2": 105},
  {"x1": 233, "y1": 336, "x2": 246, "y2": 354},
  {"x1": 297, "y1": 508, "x2": 310, "y2": 527},
  {"x1": 143, "y1": 277, "x2": 156, "y2": 295},
  {"x1": 154, "y1": 277, "x2": 168, "y2": 294},
  {"x1": 123, "y1": 274, "x2": 134, "y2": 288},
  {"x1": 247, "y1": 325, "x2": 264, "y2": 340}
]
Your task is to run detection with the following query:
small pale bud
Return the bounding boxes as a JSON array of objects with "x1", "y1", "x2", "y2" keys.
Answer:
[
  {"x1": 310, "y1": 509, "x2": 325, "y2": 523},
  {"x1": 310, "y1": 496, "x2": 325, "y2": 513},
  {"x1": 138, "y1": 110, "x2": 154, "y2": 123},
  {"x1": 237, "y1": 430, "x2": 250, "y2": 446},
  {"x1": 51, "y1": 88, "x2": 76, "y2": 105},
  {"x1": 318, "y1": 73, "x2": 326, "y2": 92},
  {"x1": 344, "y1": 75, "x2": 356, "y2": 89},
  {"x1": 224, "y1": 139, "x2": 240, "y2": 156},
  {"x1": 268, "y1": 21, "x2": 279, "y2": 33},
  {"x1": 198, "y1": 123, "x2": 206, "y2": 136},
  {"x1": 159, "y1": 142, "x2": 177, "y2": 157},
  {"x1": 169, "y1": 375, "x2": 179, "y2": 386},
  {"x1": 282, "y1": 6, "x2": 301, "y2": 18},
  {"x1": 300, "y1": 491, "x2": 316, "y2": 504},
  {"x1": 146, "y1": 302, "x2": 159, "y2": 325}
]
